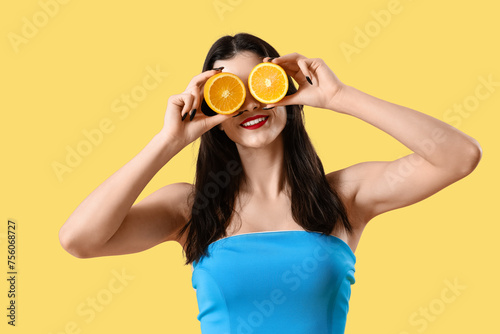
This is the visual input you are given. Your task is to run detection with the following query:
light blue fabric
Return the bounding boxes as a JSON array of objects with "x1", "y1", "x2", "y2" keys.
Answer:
[{"x1": 192, "y1": 230, "x2": 356, "y2": 334}]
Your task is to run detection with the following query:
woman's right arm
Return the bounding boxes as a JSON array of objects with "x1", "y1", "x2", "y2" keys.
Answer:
[
  {"x1": 58, "y1": 132, "x2": 185, "y2": 258},
  {"x1": 59, "y1": 68, "x2": 232, "y2": 258}
]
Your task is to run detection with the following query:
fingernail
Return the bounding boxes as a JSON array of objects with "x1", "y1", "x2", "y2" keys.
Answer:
[
  {"x1": 189, "y1": 108, "x2": 197, "y2": 121},
  {"x1": 268, "y1": 57, "x2": 276, "y2": 62},
  {"x1": 262, "y1": 106, "x2": 275, "y2": 110},
  {"x1": 232, "y1": 111, "x2": 244, "y2": 118},
  {"x1": 306, "y1": 76, "x2": 313, "y2": 85},
  {"x1": 181, "y1": 112, "x2": 188, "y2": 121},
  {"x1": 213, "y1": 66, "x2": 224, "y2": 71}
]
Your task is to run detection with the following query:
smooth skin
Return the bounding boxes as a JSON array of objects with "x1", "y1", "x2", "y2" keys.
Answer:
[{"x1": 58, "y1": 51, "x2": 482, "y2": 259}]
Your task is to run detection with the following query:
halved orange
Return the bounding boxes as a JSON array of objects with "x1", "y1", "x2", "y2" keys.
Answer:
[
  {"x1": 248, "y1": 62, "x2": 289, "y2": 104},
  {"x1": 204, "y1": 72, "x2": 246, "y2": 114}
]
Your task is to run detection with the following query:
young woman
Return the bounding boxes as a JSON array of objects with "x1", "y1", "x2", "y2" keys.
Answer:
[{"x1": 59, "y1": 33, "x2": 482, "y2": 334}]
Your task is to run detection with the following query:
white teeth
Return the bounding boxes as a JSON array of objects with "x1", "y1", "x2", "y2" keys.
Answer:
[{"x1": 241, "y1": 117, "x2": 267, "y2": 127}]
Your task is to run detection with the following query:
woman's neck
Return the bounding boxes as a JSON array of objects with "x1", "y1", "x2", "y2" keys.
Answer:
[{"x1": 236, "y1": 134, "x2": 288, "y2": 199}]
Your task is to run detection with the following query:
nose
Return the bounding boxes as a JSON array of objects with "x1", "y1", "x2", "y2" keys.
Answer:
[{"x1": 238, "y1": 85, "x2": 263, "y2": 113}]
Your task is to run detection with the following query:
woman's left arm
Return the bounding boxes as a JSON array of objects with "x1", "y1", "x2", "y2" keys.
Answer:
[{"x1": 265, "y1": 53, "x2": 482, "y2": 224}]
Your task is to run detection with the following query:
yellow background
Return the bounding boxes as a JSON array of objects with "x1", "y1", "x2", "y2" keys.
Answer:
[{"x1": 1, "y1": 0, "x2": 498, "y2": 333}]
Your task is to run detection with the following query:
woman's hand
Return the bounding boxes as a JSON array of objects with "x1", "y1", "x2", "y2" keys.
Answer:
[
  {"x1": 263, "y1": 53, "x2": 346, "y2": 111},
  {"x1": 159, "y1": 69, "x2": 235, "y2": 147}
]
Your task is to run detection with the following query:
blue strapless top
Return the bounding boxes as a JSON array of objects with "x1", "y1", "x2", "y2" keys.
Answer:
[{"x1": 191, "y1": 230, "x2": 356, "y2": 334}]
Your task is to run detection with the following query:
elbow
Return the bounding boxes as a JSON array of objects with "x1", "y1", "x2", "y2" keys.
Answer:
[
  {"x1": 58, "y1": 227, "x2": 92, "y2": 259},
  {"x1": 455, "y1": 139, "x2": 482, "y2": 177}
]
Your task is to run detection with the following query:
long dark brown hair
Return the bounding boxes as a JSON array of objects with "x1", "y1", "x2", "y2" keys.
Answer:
[{"x1": 176, "y1": 33, "x2": 352, "y2": 265}]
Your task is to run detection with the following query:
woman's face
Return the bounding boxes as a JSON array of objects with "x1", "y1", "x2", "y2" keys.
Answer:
[{"x1": 212, "y1": 51, "x2": 287, "y2": 148}]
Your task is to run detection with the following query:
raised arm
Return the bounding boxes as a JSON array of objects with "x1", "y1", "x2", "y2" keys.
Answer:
[
  {"x1": 59, "y1": 68, "x2": 235, "y2": 258},
  {"x1": 324, "y1": 85, "x2": 481, "y2": 222},
  {"x1": 58, "y1": 132, "x2": 184, "y2": 258},
  {"x1": 264, "y1": 53, "x2": 482, "y2": 225}
]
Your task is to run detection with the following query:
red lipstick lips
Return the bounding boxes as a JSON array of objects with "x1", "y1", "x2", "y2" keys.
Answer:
[{"x1": 240, "y1": 115, "x2": 268, "y2": 126}]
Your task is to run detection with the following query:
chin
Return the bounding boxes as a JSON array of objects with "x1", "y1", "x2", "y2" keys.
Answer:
[{"x1": 232, "y1": 129, "x2": 284, "y2": 150}]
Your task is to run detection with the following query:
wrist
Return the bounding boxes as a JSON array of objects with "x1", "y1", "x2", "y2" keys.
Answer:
[
  {"x1": 152, "y1": 131, "x2": 184, "y2": 163},
  {"x1": 326, "y1": 84, "x2": 358, "y2": 114}
]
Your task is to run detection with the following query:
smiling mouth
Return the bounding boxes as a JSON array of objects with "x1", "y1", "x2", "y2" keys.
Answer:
[{"x1": 240, "y1": 116, "x2": 269, "y2": 127}]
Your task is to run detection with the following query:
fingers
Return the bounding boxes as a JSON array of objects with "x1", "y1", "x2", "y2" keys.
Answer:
[
  {"x1": 264, "y1": 56, "x2": 300, "y2": 73},
  {"x1": 178, "y1": 93, "x2": 194, "y2": 121},
  {"x1": 264, "y1": 52, "x2": 307, "y2": 64},
  {"x1": 167, "y1": 92, "x2": 199, "y2": 121},
  {"x1": 186, "y1": 67, "x2": 224, "y2": 90},
  {"x1": 187, "y1": 88, "x2": 202, "y2": 121},
  {"x1": 296, "y1": 58, "x2": 315, "y2": 86}
]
